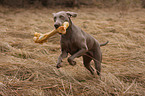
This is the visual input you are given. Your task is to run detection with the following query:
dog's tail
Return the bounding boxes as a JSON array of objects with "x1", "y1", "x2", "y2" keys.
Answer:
[{"x1": 100, "y1": 41, "x2": 109, "y2": 46}]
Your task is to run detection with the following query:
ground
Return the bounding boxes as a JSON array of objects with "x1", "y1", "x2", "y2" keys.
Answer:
[{"x1": 0, "y1": 6, "x2": 145, "y2": 96}]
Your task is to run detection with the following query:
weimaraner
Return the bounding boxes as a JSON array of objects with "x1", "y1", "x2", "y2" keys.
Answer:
[{"x1": 53, "y1": 11, "x2": 108, "y2": 76}]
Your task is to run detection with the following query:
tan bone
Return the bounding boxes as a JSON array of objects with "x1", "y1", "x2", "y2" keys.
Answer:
[{"x1": 33, "y1": 22, "x2": 69, "y2": 44}]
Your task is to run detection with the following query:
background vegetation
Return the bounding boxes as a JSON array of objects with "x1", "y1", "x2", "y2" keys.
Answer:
[
  {"x1": 0, "y1": 0, "x2": 145, "y2": 8},
  {"x1": 0, "y1": 0, "x2": 145, "y2": 96}
]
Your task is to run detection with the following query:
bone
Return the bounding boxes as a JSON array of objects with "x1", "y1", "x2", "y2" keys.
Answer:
[{"x1": 33, "y1": 22, "x2": 69, "y2": 44}]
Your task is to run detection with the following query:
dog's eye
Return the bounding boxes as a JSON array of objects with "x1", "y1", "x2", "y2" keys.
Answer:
[
  {"x1": 54, "y1": 17, "x2": 56, "y2": 22},
  {"x1": 59, "y1": 15, "x2": 65, "y2": 19}
]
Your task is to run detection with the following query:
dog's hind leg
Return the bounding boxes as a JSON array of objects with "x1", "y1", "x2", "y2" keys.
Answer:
[
  {"x1": 93, "y1": 48, "x2": 102, "y2": 76},
  {"x1": 83, "y1": 55, "x2": 94, "y2": 75}
]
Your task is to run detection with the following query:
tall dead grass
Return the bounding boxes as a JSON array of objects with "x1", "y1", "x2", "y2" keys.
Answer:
[{"x1": 0, "y1": 6, "x2": 145, "y2": 96}]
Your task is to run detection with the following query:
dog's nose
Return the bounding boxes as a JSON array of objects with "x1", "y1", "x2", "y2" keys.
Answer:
[{"x1": 54, "y1": 23, "x2": 60, "y2": 29}]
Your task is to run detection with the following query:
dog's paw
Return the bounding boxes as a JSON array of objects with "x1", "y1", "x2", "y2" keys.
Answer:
[
  {"x1": 56, "y1": 64, "x2": 62, "y2": 68},
  {"x1": 67, "y1": 57, "x2": 76, "y2": 66},
  {"x1": 71, "y1": 61, "x2": 76, "y2": 66},
  {"x1": 69, "y1": 61, "x2": 76, "y2": 66}
]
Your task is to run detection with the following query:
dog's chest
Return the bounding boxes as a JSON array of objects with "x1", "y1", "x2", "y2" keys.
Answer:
[{"x1": 61, "y1": 37, "x2": 79, "y2": 55}]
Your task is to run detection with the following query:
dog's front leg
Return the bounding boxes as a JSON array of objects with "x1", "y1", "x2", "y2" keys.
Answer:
[
  {"x1": 68, "y1": 47, "x2": 88, "y2": 65},
  {"x1": 56, "y1": 51, "x2": 68, "y2": 68}
]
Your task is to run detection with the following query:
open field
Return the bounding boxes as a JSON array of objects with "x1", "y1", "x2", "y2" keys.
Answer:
[{"x1": 0, "y1": 6, "x2": 145, "y2": 96}]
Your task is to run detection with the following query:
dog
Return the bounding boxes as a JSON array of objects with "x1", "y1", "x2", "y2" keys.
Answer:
[{"x1": 53, "y1": 11, "x2": 108, "y2": 76}]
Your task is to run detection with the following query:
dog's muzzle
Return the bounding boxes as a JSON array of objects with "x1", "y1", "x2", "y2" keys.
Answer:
[{"x1": 54, "y1": 22, "x2": 61, "y2": 29}]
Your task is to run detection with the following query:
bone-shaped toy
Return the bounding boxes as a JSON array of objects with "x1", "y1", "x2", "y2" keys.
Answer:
[{"x1": 33, "y1": 22, "x2": 69, "y2": 44}]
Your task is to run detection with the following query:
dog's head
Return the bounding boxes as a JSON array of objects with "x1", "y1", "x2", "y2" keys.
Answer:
[{"x1": 53, "y1": 11, "x2": 77, "y2": 29}]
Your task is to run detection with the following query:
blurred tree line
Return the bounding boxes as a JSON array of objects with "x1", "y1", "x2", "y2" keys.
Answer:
[{"x1": 0, "y1": 0, "x2": 144, "y2": 8}]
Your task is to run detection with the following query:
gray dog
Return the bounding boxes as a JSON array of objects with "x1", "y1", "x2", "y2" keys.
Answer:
[{"x1": 53, "y1": 11, "x2": 108, "y2": 76}]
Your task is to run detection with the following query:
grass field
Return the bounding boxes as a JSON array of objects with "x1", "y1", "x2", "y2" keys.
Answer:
[{"x1": 0, "y1": 6, "x2": 145, "y2": 96}]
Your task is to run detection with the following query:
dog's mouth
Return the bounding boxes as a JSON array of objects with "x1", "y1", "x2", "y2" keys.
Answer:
[
  {"x1": 58, "y1": 33, "x2": 62, "y2": 35},
  {"x1": 54, "y1": 22, "x2": 67, "y2": 29}
]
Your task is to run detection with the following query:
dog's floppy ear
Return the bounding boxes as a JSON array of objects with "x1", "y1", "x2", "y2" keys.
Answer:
[{"x1": 66, "y1": 11, "x2": 77, "y2": 17}]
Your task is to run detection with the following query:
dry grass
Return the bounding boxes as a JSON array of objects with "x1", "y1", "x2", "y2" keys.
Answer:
[{"x1": 0, "y1": 6, "x2": 145, "y2": 96}]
